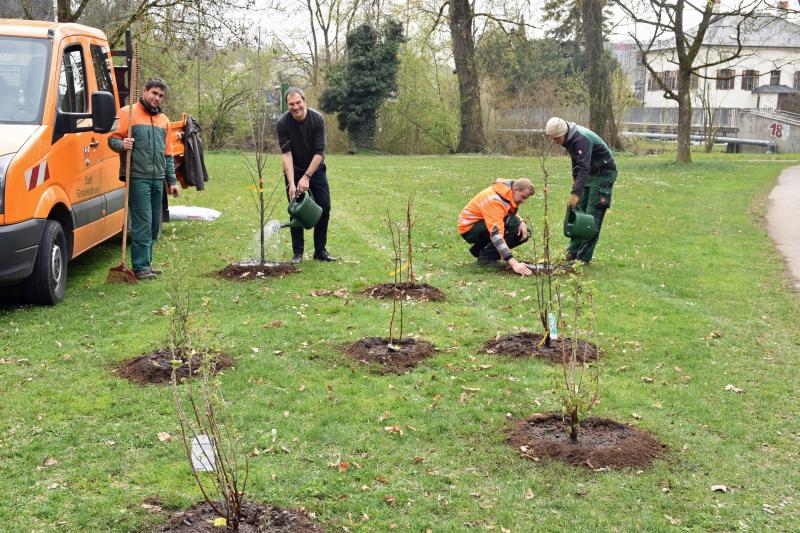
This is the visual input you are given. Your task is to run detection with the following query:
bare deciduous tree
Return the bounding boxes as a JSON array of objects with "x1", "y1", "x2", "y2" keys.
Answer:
[{"x1": 612, "y1": 0, "x2": 770, "y2": 163}]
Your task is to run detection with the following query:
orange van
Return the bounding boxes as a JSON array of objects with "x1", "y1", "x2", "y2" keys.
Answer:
[{"x1": 0, "y1": 20, "x2": 184, "y2": 304}]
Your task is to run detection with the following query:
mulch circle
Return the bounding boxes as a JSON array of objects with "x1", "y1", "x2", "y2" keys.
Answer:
[
  {"x1": 484, "y1": 332, "x2": 600, "y2": 363},
  {"x1": 344, "y1": 336, "x2": 437, "y2": 374},
  {"x1": 116, "y1": 349, "x2": 234, "y2": 385},
  {"x1": 362, "y1": 282, "x2": 445, "y2": 301},
  {"x1": 507, "y1": 412, "x2": 667, "y2": 470},
  {"x1": 150, "y1": 501, "x2": 325, "y2": 532},
  {"x1": 217, "y1": 261, "x2": 298, "y2": 281}
]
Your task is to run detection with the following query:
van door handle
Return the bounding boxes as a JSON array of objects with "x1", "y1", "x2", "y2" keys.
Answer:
[{"x1": 89, "y1": 140, "x2": 100, "y2": 148}]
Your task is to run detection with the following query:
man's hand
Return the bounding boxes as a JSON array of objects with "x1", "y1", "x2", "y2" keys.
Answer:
[
  {"x1": 287, "y1": 182, "x2": 297, "y2": 200},
  {"x1": 568, "y1": 193, "x2": 580, "y2": 208},
  {"x1": 168, "y1": 184, "x2": 179, "y2": 197},
  {"x1": 122, "y1": 137, "x2": 134, "y2": 151},
  {"x1": 298, "y1": 174, "x2": 310, "y2": 194},
  {"x1": 517, "y1": 221, "x2": 528, "y2": 240},
  {"x1": 508, "y1": 258, "x2": 532, "y2": 276}
]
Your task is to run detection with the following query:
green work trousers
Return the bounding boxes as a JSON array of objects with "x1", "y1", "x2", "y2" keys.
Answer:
[
  {"x1": 461, "y1": 214, "x2": 527, "y2": 260},
  {"x1": 129, "y1": 178, "x2": 164, "y2": 272},
  {"x1": 568, "y1": 170, "x2": 616, "y2": 262}
]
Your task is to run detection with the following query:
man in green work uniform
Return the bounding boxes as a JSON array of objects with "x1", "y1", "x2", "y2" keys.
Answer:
[
  {"x1": 109, "y1": 78, "x2": 180, "y2": 280},
  {"x1": 546, "y1": 117, "x2": 617, "y2": 264}
]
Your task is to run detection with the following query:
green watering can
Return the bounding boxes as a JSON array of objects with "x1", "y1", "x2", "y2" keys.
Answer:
[
  {"x1": 563, "y1": 206, "x2": 597, "y2": 240},
  {"x1": 282, "y1": 191, "x2": 323, "y2": 230}
]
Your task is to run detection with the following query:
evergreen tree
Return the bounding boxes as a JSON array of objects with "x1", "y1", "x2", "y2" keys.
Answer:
[{"x1": 320, "y1": 19, "x2": 404, "y2": 152}]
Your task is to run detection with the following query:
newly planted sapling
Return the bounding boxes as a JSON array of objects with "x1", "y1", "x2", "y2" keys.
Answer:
[
  {"x1": 167, "y1": 272, "x2": 249, "y2": 530},
  {"x1": 555, "y1": 277, "x2": 600, "y2": 442}
]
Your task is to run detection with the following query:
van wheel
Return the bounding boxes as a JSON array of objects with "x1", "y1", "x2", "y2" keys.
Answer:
[{"x1": 25, "y1": 220, "x2": 68, "y2": 305}]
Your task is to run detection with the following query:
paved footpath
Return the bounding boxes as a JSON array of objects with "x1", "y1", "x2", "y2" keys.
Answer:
[{"x1": 766, "y1": 165, "x2": 800, "y2": 291}]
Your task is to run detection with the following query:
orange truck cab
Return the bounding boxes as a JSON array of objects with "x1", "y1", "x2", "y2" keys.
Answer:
[{"x1": 0, "y1": 20, "x2": 184, "y2": 304}]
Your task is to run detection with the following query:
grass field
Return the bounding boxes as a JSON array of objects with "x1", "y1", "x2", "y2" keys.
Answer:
[{"x1": 1, "y1": 152, "x2": 799, "y2": 532}]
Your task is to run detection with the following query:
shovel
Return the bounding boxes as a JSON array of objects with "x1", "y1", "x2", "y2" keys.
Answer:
[{"x1": 107, "y1": 47, "x2": 139, "y2": 284}]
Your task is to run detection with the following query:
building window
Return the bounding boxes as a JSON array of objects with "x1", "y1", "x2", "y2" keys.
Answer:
[
  {"x1": 770, "y1": 70, "x2": 781, "y2": 85},
  {"x1": 741, "y1": 70, "x2": 758, "y2": 91},
  {"x1": 647, "y1": 72, "x2": 661, "y2": 91},
  {"x1": 795, "y1": 71, "x2": 800, "y2": 90},
  {"x1": 663, "y1": 70, "x2": 677, "y2": 91},
  {"x1": 716, "y1": 69, "x2": 735, "y2": 90}
]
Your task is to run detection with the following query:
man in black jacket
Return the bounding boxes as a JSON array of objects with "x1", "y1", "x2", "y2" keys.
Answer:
[
  {"x1": 277, "y1": 88, "x2": 336, "y2": 264},
  {"x1": 546, "y1": 117, "x2": 617, "y2": 264}
]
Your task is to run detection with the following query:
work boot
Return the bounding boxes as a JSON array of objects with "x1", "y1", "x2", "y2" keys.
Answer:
[
  {"x1": 565, "y1": 251, "x2": 577, "y2": 261},
  {"x1": 476, "y1": 256, "x2": 501, "y2": 267},
  {"x1": 149, "y1": 267, "x2": 163, "y2": 275},
  {"x1": 468, "y1": 242, "x2": 482, "y2": 258},
  {"x1": 134, "y1": 270, "x2": 157, "y2": 281},
  {"x1": 290, "y1": 253, "x2": 303, "y2": 264},
  {"x1": 313, "y1": 249, "x2": 338, "y2": 262}
]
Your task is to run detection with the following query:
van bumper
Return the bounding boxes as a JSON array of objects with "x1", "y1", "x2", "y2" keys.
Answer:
[{"x1": 0, "y1": 219, "x2": 45, "y2": 286}]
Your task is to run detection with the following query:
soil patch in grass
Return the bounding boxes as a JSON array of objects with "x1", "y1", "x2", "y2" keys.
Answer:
[
  {"x1": 507, "y1": 412, "x2": 667, "y2": 469},
  {"x1": 484, "y1": 332, "x2": 600, "y2": 363},
  {"x1": 116, "y1": 349, "x2": 234, "y2": 385},
  {"x1": 345, "y1": 336, "x2": 436, "y2": 374},
  {"x1": 217, "y1": 261, "x2": 298, "y2": 280},
  {"x1": 151, "y1": 501, "x2": 324, "y2": 532},
  {"x1": 362, "y1": 282, "x2": 445, "y2": 301}
]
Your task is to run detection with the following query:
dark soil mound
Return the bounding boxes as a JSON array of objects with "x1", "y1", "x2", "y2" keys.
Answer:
[
  {"x1": 345, "y1": 336, "x2": 436, "y2": 374},
  {"x1": 362, "y1": 282, "x2": 445, "y2": 301},
  {"x1": 151, "y1": 501, "x2": 324, "y2": 532},
  {"x1": 484, "y1": 332, "x2": 600, "y2": 363},
  {"x1": 116, "y1": 349, "x2": 234, "y2": 385},
  {"x1": 507, "y1": 412, "x2": 667, "y2": 469},
  {"x1": 217, "y1": 261, "x2": 297, "y2": 280}
]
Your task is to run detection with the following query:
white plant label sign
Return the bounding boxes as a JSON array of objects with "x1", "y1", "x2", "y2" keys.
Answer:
[{"x1": 191, "y1": 435, "x2": 216, "y2": 472}]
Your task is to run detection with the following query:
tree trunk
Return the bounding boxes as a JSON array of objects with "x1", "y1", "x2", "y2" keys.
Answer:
[
  {"x1": 676, "y1": 70, "x2": 692, "y2": 163},
  {"x1": 57, "y1": 0, "x2": 76, "y2": 22},
  {"x1": 581, "y1": 0, "x2": 623, "y2": 149},
  {"x1": 448, "y1": 0, "x2": 485, "y2": 153}
]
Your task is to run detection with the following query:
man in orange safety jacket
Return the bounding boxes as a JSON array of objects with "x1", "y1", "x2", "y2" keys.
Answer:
[{"x1": 458, "y1": 178, "x2": 534, "y2": 276}]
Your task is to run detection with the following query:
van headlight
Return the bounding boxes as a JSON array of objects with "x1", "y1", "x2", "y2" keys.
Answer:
[{"x1": 0, "y1": 153, "x2": 13, "y2": 214}]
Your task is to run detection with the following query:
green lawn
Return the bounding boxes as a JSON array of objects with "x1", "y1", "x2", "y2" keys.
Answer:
[{"x1": 1, "y1": 152, "x2": 799, "y2": 532}]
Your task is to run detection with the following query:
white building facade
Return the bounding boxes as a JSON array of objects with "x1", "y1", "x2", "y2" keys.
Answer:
[{"x1": 642, "y1": 15, "x2": 800, "y2": 112}]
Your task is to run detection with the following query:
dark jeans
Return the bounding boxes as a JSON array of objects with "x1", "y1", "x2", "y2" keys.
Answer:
[
  {"x1": 460, "y1": 214, "x2": 528, "y2": 260},
  {"x1": 285, "y1": 167, "x2": 331, "y2": 256},
  {"x1": 568, "y1": 170, "x2": 616, "y2": 262}
]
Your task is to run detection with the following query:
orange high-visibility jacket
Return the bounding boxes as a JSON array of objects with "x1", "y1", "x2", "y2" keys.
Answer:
[{"x1": 458, "y1": 179, "x2": 518, "y2": 237}]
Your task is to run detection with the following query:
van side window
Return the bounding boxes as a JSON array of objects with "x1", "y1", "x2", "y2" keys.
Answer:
[
  {"x1": 90, "y1": 44, "x2": 113, "y2": 93},
  {"x1": 58, "y1": 45, "x2": 86, "y2": 113}
]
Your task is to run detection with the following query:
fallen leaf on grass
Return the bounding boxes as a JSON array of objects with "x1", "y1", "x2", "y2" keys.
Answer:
[
  {"x1": 157, "y1": 432, "x2": 172, "y2": 442},
  {"x1": 384, "y1": 425, "x2": 404, "y2": 436},
  {"x1": 704, "y1": 331, "x2": 722, "y2": 340},
  {"x1": 412, "y1": 456, "x2": 425, "y2": 464},
  {"x1": 43, "y1": 457, "x2": 57, "y2": 466},
  {"x1": 383, "y1": 495, "x2": 396, "y2": 506},
  {"x1": 641, "y1": 376, "x2": 654, "y2": 383},
  {"x1": 631, "y1": 413, "x2": 642, "y2": 420},
  {"x1": 338, "y1": 461, "x2": 350, "y2": 473},
  {"x1": 724, "y1": 384, "x2": 744, "y2": 393},
  {"x1": 525, "y1": 488, "x2": 535, "y2": 500},
  {"x1": 664, "y1": 514, "x2": 681, "y2": 525},
  {"x1": 710, "y1": 485, "x2": 729, "y2": 493},
  {"x1": 461, "y1": 386, "x2": 481, "y2": 392},
  {"x1": 141, "y1": 502, "x2": 163, "y2": 513}
]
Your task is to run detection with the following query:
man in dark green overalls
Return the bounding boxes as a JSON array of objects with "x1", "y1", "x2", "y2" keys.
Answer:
[{"x1": 546, "y1": 117, "x2": 617, "y2": 264}]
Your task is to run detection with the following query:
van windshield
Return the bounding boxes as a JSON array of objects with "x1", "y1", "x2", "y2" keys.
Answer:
[{"x1": 0, "y1": 37, "x2": 50, "y2": 124}]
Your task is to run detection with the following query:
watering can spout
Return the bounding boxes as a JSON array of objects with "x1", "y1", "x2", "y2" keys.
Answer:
[{"x1": 280, "y1": 219, "x2": 304, "y2": 229}]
